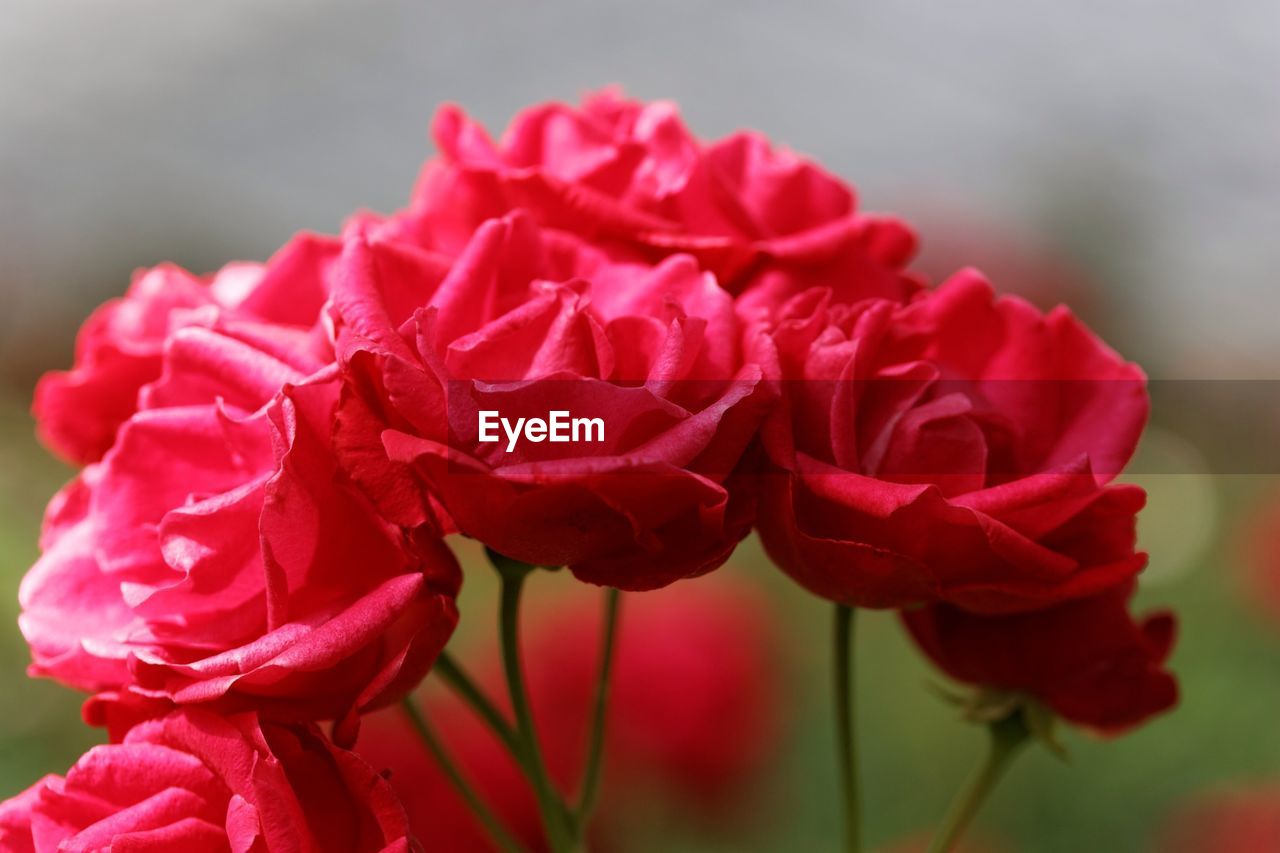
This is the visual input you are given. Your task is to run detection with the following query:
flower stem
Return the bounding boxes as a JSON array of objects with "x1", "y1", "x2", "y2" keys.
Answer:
[
  {"x1": 400, "y1": 696, "x2": 525, "y2": 853},
  {"x1": 434, "y1": 649, "x2": 521, "y2": 755},
  {"x1": 926, "y1": 713, "x2": 1031, "y2": 853},
  {"x1": 833, "y1": 604, "x2": 861, "y2": 853},
  {"x1": 496, "y1": 561, "x2": 577, "y2": 852},
  {"x1": 574, "y1": 587, "x2": 622, "y2": 826}
]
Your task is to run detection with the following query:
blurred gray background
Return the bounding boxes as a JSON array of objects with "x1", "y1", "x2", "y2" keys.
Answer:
[{"x1": 2, "y1": 0, "x2": 1277, "y2": 388}]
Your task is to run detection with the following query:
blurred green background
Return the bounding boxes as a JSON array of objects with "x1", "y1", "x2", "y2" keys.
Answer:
[
  {"x1": 1, "y1": 3, "x2": 1277, "y2": 850},
  {"x1": 3, "y1": 386, "x2": 1278, "y2": 850}
]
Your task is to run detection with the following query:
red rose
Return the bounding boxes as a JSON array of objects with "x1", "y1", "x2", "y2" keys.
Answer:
[
  {"x1": 357, "y1": 574, "x2": 784, "y2": 850},
  {"x1": 754, "y1": 269, "x2": 1150, "y2": 612},
  {"x1": 520, "y1": 574, "x2": 783, "y2": 809},
  {"x1": 20, "y1": 315, "x2": 459, "y2": 732},
  {"x1": 0, "y1": 708, "x2": 413, "y2": 852},
  {"x1": 333, "y1": 212, "x2": 769, "y2": 588},
  {"x1": 903, "y1": 582, "x2": 1177, "y2": 732},
  {"x1": 32, "y1": 233, "x2": 340, "y2": 465},
  {"x1": 1153, "y1": 785, "x2": 1280, "y2": 852},
  {"x1": 385, "y1": 89, "x2": 918, "y2": 316}
]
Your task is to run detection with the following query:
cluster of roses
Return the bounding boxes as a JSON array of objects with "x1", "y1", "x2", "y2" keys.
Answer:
[{"x1": 0, "y1": 89, "x2": 1176, "y2": 852}]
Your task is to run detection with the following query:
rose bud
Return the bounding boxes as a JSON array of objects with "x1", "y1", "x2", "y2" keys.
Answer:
[
  {"x1": 903, "y1": 582, "x2": 1177, "y2": 733},
  {"x1": 0, "y1": 708, "x2": 414, "y2": 852},
  {"x1": 754, "y1": 269, "x2": 1150, "y2": 613}
]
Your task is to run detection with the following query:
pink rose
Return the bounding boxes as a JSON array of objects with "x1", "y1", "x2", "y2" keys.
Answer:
[
  {"x1": 33, "y1": 233, "x2": 340, "y2": 465},
  {"x1": 333, "y1": 211, "x2": 770, "y2": 588},
  {"x1": 0, "y1": 708, "x2": 413, "y2": 852},
  {"x1": 754, "y1": 270, "x2": 1150, "y2": 612},
  {"x1": 384, "y1": 89, "x2": 918, "y2": 318},
  {"x1": 21, "y1": 310, "x2": 459, "y2": 733}
]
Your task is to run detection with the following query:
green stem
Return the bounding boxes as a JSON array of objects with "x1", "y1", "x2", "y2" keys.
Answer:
[
  {"x1": 435, "y1": 650, "x2": 521, "y2": 755},
  {"x1": 927, "y1": 713, "x2": 1031, "y2": 853},
  {"x1": 833, "y1": 605, "x2": 860, "y2": 853},
  {"x1": 574, "y1": 587, "x2": 622, "y2": 826},
  {"x1": 497, "y1": 563, "x2": 576, "y2": 852},
  {"x1": 400, "y1": 697, "x2": 525, "y2": 853}
]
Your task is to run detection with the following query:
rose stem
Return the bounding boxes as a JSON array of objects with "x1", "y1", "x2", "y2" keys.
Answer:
[
  {"x1": 833, "y1": 604, "x2": 861, "y2": 853},
  {"x1": 495, "y1": 559, "x2": 578, "y2": 853},
  {"x1": 400, "y1": 695, "x2": 525, "y2": 853},
  {"x1": 573, "y1": 586, "x2": 622, "y2": 828},
  {"x1": 926, "y1": 713, "x2": 1031, "y2": 853},
  {"x1": 434, "y1": 650, "x2": 521, "y2": 755}
]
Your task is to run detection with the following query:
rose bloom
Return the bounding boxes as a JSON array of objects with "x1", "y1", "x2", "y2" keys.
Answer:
[
  {"x1": 1153, "y1": 785, "x2": 1280, "y2": 852},
  {"x1": 357, "y1": 575, "x2": 783, "y2": 851},
  {"x1": 22, "y1": 259, "x2": 459, "y2": 734},
  {"x1": 754, "y1": 269, "x2": 1150, "y2": 612},
  {"x1": 334, "y1": 211, "x2": 770, "y2": 588},
  {"x1": 385, "y1": 88, "x2": 920, "y2": 321},
  {"x1": 0, "y1": 708, "x2": 413, "y2": 853},
  {"x1": 903, "y1": 581, "x2": 1177, "y2": 732},
  {"x1": 33, "y1": 233, "x2": 341, "y2": 466}
]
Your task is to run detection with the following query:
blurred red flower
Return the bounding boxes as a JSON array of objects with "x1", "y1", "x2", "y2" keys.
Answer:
[
  {"x1": 1153, "y1": 785, "x2": 1280, "y2": 852},
  {"x1": 1239, "y1": 492, "x2": 1280, "y2": 626},
  {"x1": 908, "y1": 201, "x2": 1098, "y2": 317},
  {"x1": 357, "y1": 574, "x2": 784, "y2": 851}
]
